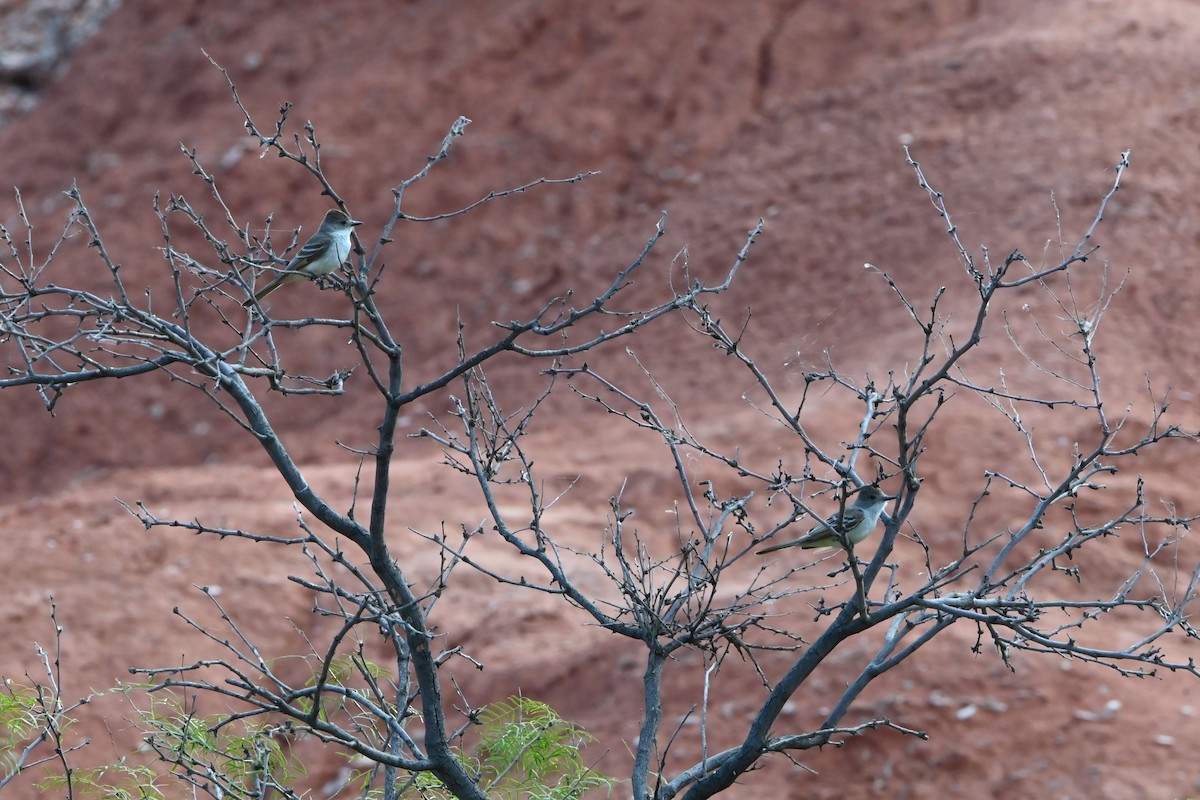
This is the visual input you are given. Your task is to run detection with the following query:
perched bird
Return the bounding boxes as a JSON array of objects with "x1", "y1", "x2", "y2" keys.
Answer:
[
  {"x1": 757, "y1": 485, "x2": 894, "y2": 554},
  {"x1": 243, "y1": 209, "x2": 362, "y2": 306}
]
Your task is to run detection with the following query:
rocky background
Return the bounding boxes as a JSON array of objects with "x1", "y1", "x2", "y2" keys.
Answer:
[{"x1": 2, "y1": 1, "x2": 1200, "y2": 798}]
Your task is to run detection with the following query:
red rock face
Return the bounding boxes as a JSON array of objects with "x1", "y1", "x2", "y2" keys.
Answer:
[{"x1": 2, "y1": 2, "x2": 1198, "y2": 798}]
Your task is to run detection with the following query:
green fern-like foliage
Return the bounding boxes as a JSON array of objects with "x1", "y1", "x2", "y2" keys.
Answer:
[
  {"x1": 478, "y1": 696, "x2": 613, "y2": 800},
  {"x1": 2, "y1": 677, "x2": 159, "y2": 798},
  {"x1": 134, "y1": 693, "x2": 306, "y2": 799},
  {"x1": 392, "y1": 695, "x2": 614, "y2": 800},
  {"x1": 6, "y1": 663, "x2": 610, "y2": 800},
  {"x1": 0, "y1": 679, "x2": 41, "y2": 784},
  {"x1": 36, "y1": 760, "x2": 165, "y2": 800}
]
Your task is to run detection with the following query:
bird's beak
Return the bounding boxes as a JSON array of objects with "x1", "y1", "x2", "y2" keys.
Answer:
[{"x1": 349, "y1": 218, "x2": 363, "y2": 226}]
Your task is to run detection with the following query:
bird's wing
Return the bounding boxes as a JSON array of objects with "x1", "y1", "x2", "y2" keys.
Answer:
[
  {"x1": 817, "y1": 506, "x2": 865, "y2": 536},
  {"x1": 755, "y1": 504, "x2": 867, "y2": 554},
  {"x1": 285, "y1": 238, "x2": 326, "y2": 272}
]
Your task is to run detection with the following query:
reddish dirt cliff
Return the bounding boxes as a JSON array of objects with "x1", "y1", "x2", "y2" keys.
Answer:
[{"x1": 2, "y1": 2, "x2": 1199, "y2": 798}]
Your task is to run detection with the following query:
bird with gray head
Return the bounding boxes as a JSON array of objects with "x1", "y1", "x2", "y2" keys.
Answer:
[
  {"x1": 757, "y1": 485, "x2": 894, "y2": 554},
  {"x1": 243, "y1": 208, "x2": 362, "y2": 306}
]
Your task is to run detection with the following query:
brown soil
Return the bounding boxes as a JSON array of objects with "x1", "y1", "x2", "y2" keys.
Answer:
[{"x1": 3, "y1": 2, "x2": 1199, "y2": 798}]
